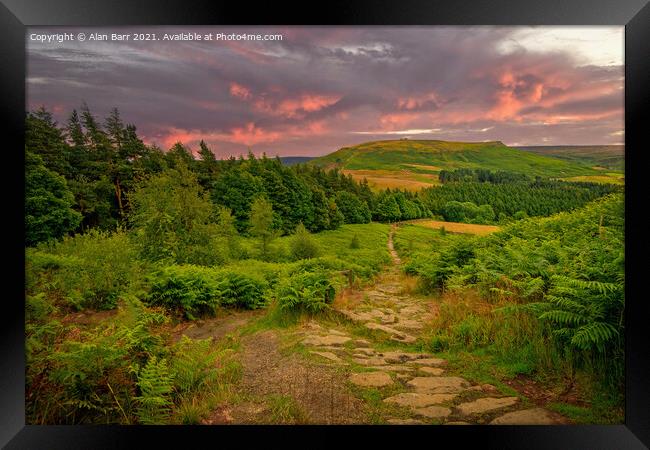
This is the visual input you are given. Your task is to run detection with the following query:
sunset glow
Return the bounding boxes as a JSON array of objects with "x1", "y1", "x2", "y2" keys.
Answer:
[{"x1": 27, "y1": 26, "x2": 623, "y2": 158}]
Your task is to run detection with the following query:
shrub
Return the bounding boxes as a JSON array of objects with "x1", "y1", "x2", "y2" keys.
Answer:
[
  {"x1": 350, "y1": 234, "x2": 360, "y2": 249},
  {"x1": 27, "y1": 229, "x2": 144, "y2": 310},
  {"x1": 276, "y1": 270, "x2": 336, "y2": 312},
  {"x1": 146, "y1": 265, "x2": 219, "y2": 320},
  {"x1": 290, "y1": 223, "x2": 320, "y2": 260},
  {"x1": 214, "y1": 271, "x2": 267, "y2": 310},
  {"x1": 146, "y1": 265, "x2": 269, "y2": 319}
]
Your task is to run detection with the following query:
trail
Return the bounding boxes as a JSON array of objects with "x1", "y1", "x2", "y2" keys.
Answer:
[{"x1": 191, "y1": 225, "x2": 569, "y2": 425}]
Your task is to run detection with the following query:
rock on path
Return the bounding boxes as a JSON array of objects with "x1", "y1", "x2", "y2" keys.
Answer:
[
  {"x1": 490, "y1": 408, "x2": 558, "y2": 425},
  {"x1": 349, "y1": 372, "x2": 394, "y2": 388},
  {"x1": 456, "y1": 397, "x2": 519, "y2": 416}
]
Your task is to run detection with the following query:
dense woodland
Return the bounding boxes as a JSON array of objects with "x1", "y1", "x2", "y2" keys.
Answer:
[
  {"x1": 420, "y1": 168, "x2": 621, "y2": 223},
  {"x1": 25, "y1": 105, "x2": 625, "y2": 425}
]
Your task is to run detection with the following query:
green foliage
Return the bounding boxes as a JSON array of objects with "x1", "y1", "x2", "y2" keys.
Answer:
[
  {"x1": 276, "y1": 270, "x2": 336, "y2": 312},
  {"x1": 410, "y1": 194, "x2": 625, "y2": 391},
  {"x1": 25, "y1": 151, "x2": 82, "y2": 246},
  {"x1": 134, "y1": 356, "x2": 174, "y2": 425},
  {"x1": 419, "y1": 178, "x2": 619, "y2": 223},
  {"x1": 26, "y1": 229, "x2": 143, "y2": 310},
  {"x1": 290, "y1": 223, "x2": 320, "y2": 260},
  {"x1": 350, "y1": 234, "x2": 361, "y2": 249},
  {"x1": 536, "y1": 275, "x2": 623, "y2": 353},
  {"x1": 373, "y1": 194, "x2": 401, "y2": 222},
  {"x1": 146, "y1": 265, "x2": 268, "y2": 319},
  {"x1": 26, "y1": 293, "x2": 240, "y2": 425},
  {"x1": 128, "y1": 164, "x2": 221, "y2": 265},
  {"x1": 250, "y1": 196, "x2": 277, "y2": 258},
  {"x1": 335, "y1": 191, "x2": 371, "y2": 224},
  {"x1": 170, "y1": 336, "x2": 221, "y2": 396}
]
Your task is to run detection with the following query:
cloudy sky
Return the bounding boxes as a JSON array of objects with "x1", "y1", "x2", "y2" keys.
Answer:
[{"x1": 27, "y1": 26, "x2": 624, "y2": 158}]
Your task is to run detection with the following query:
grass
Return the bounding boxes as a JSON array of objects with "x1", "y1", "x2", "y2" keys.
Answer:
[
  {"x1": 408, "y1": 219, "x2": 501, "y2": 235},
  {"x1": 266, "y1": 394, "x2": 310, "y2": 424},
  {"x1": 341, "y1": 169, "x2": 439, "y2": 192},
  {"x1": 547, "y1": 402, "x2": 596, "y2": 424},
  {"x1": 560, "y1": 174, "x2": 624, "y2": 185},
  {"x1": 515, "y1": 145, "x2": 624, "y2": 171}
]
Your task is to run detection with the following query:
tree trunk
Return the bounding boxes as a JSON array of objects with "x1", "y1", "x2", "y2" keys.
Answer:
[{"x1": 114, "y1": 177, "x2": 124, "y2": 218}]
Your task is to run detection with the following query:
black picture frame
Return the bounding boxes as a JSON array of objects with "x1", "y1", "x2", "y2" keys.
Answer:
[{"x1": 2, "y1": 1, "x2": 648, "y2": 448}]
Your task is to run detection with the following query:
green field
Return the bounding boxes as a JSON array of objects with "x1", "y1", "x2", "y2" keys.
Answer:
[
  {"x1": 311, "y1": 140, "x2": 604, "y2": 184},
  {"x1": 515, "y1": 145, "x2": 625, "y2": 171}
]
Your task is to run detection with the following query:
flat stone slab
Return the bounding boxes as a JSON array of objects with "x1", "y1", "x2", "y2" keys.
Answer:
[
  {"x1": 490, "y1": 408, "x2": 558, "y2": 425},
  {"x1": 352, "y1": 339, "x2": 371, "y2": 347},
  {"x1": 456, "y1": 397, "x2": 519, "y2": 416},
  {"x1": 445, "y1": 421, "x2": 471, "y2": 425},
  {"x1": 337, "y1": 309, "x2": 370, "y2": 322},
  {"x1": 380, "y1": 351, "x2": 430, "y2": 363},
  {"x1": 407, "y1": 377, "x2": 470, "y2": 393},
  {"x1": 380, "y1": 314, "x2": 397, "y2": 324},
  {"x1": 349, "y1": 371, "x2": 393, "y2": 388},
  {"x1": 315, "y1": 346, "x2": 349, "y2": 354},
  {"x1": 364, "y1": 323, "x2": 417, "y2": 343},
  {"x1": 399, "y1": 306, "x2": 425, "y2": 315},
  {"x1": 327, "y1": 329, "x2": 348, "y2": 336},
  {"x1": 310, "y1": 351, "x2": 343, "y2": 362},
  {"x1": 369, "y1": 365, "x2": 414, "y2": 373},
  {"x1": 419, "y1": 367, "x2": 445, "y2": 376},
  {"x1": 302, "y1": 335, "x2": 351, "y2": 346},
  {"x1": 354, "y1": 348, "x2": 376, "y2": 355},
  {"x1": 413, "y1": 406, "x2": 452, "y2": 419},
  {"x1": 410, "y1": 358, "x2": 447, "y2": 367},
  {"x1": 376, "y1": 284, "x2": 402, "y2": 294},
  {"x1": 394, "y1": 319, "x2": 423, "y2": 330},
  {"x1": 383, "y1": 393, "x2": 458, "y2": 408},
  {"x1": 387, "y1": 419, "x2": 426, "y2": 425},
  {"x1": 353, "y1": 357, "x2": 388, "y2": 366}
]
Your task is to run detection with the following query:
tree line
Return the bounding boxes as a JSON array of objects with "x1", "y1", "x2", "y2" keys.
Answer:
[
  {"x1": 418, "y1": 169, "x2": 620, "y2": 224},
  {"x1": 25, "y1": 105, "x2": 433, "y2": 247}
]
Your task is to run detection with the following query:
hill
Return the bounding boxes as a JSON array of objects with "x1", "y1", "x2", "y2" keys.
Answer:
[
  {"x1": 515, "y1": 145, "x2": 624, "y2": 171},
  {"x1": 310, "y1": 139, "x2": 606, "y2": 191}
]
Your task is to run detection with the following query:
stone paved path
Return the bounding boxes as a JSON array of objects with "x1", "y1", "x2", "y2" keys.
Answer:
[{"x1": 296, "y1": 226, "x2": 568, "y2": 425}]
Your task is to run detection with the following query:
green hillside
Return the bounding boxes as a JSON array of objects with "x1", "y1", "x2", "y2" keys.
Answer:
[
  {"x1": 515, "y1": 145, "x2": 625, "y2": 171},
  {"x1": 311, "y1": 139, "x2": 602, "y2": 179}
]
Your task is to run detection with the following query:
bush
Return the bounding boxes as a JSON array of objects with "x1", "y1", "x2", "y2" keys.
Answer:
[
  {"x1": 215, "y1": 271, "x2": 267, "y2": 310},
  {"x1": 276, "y1": 270, "x2": 336, "y2": 312},
  {"x1": 26, "y1": 229, "x2": 144, "y2": 310},
  {"x1": 146, "y1": 265, "x2": 220, "y2": 319},
  {"x1": 350, "y1": 234, "x2": 360, "y2": 249},
  {"x1": 146, "y1": 265, "x2": 268, "y2": 319},
  {"x1": 290, "y1": 223, "x2": 320, "y2": 260}
]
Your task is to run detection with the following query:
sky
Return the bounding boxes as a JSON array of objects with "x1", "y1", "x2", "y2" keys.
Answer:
[{"x1": 26, "y1": 26, "x2": 624, "y2": 158}]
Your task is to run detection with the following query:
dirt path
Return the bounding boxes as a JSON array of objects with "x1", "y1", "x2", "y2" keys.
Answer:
[
  {"x1": 190, "y1": 228, "x2": 569, "y2": 425},
  {"x1": 388, "y1": 224, "x2": 402, "y2": 265}
]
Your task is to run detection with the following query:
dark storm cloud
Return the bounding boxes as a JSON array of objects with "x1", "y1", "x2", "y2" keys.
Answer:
[{"x1": 26, "y1": 26, "x2": 623, "y2": 157}]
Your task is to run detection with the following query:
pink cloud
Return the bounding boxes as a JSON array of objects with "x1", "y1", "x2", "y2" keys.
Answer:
[
  {"x1": 229, "y1": 82, "x2": 252, "y2": 100},
  {"x1": 397, "y1": 92, "x2": 439, "y2": 110},
  {"x1": 243, "y1": 89, "x2": 341, "y2": 119}
]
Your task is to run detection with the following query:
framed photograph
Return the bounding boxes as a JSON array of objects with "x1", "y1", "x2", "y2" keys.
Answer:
[{"x1": 2, "y1": 0, "x2": 648, "y2": 448}]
